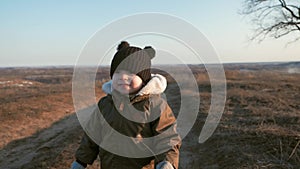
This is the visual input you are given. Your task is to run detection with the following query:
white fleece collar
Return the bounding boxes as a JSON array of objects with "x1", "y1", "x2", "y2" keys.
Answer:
[{"x1": 102, "y1": 74, "x2": 167, "y2": 96}]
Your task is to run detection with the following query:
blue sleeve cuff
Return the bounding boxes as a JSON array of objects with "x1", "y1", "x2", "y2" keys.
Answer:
[
  {"x1": 71, "y1": 161, "x2": 85, "y2": 169},
  {"x1": 156, "y1": 161, "x2": 174, "y2": 169}
]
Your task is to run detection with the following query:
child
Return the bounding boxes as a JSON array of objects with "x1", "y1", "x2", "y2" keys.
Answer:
[{"x1": 71, "y1": 41, "x2": 181, "y2": 169}]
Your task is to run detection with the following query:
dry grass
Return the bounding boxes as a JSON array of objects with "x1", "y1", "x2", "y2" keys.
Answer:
[{"x1": 0, "y1": 64, "x2": 299, "y2": 168}]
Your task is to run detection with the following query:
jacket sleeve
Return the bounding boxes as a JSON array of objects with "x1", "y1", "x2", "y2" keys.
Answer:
[
  {"x1": 151, "y1": 99, "x2": 181, "y2": 169},
  {"x1": 75, "y1": 132, "x2": 99, "y2": 165},
  {"x1": 74, "y1": 97, "x2": 109, "y2": 165}
]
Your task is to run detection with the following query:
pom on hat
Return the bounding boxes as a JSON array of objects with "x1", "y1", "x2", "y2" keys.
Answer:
[
  {"x1": 117, "y1": 41, "x2": 130, "y2": 51},
  {"x1": 144, "y1": 46, "x2": 155, "y2": 60}
]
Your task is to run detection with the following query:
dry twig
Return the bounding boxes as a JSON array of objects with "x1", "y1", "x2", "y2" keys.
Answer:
[{"x1": 288, "y1": 140, "x2": 300, "y2": 160}]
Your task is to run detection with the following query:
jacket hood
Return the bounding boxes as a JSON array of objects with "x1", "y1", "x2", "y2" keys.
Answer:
[{"x1": 102, "y1": 74, "x2": 167, "y2": 96}]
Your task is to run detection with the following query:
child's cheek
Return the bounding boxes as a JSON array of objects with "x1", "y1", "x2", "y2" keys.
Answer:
[
  {"x1": 131, "y1": 78, "x2": 143, "y2": 89},
  {"x1": 112, "y1": 81, "x2": 118, "y2": 91}
]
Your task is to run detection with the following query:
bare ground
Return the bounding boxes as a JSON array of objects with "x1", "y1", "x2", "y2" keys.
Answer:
[{"x1": 0, "y1": 64, "x2": 299, "y2": 169}]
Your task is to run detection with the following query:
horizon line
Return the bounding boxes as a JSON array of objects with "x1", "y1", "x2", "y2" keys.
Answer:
[{"x1": 0, "y1": 60, "x2": 299, "y2": 68}]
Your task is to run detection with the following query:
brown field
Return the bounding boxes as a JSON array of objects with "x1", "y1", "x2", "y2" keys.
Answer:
[{"x1": 0, "y1": 63, "x2": 299, "y2": 169}]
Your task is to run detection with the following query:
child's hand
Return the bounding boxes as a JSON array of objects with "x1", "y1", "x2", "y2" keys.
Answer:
[
  {"x1": 71, "y1": 161, "x2": 85, "y2": 169},
  {"x1": 156, "y1": 161, "x2": 174, "y2": 169}
]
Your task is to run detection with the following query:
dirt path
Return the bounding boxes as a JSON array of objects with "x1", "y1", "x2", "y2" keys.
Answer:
[{"x1": 0, "y1": 114, "x2": 82, "y2": 169}]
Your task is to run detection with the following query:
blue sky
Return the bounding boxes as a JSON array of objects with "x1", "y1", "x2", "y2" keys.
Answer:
[{"x1": 0, "y1": 0, "x2": 299, "y2": 67}]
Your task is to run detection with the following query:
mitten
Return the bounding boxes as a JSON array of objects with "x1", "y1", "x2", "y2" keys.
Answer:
[
  {"x1": 156, "y1": 161, "x2": 174, "y2": 169},
  {"x1": 71, "y1": 161, "x2": 85, "y2": 169}
]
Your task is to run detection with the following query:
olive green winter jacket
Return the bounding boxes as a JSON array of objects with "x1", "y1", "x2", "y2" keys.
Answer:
[{"x1": 75, "y1": 75, "x2": 181, "y2": 169}]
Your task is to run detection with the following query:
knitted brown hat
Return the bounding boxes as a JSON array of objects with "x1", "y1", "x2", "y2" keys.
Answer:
[{"x1": 110, "y1": 41, "x2": 155, "y2": 83}]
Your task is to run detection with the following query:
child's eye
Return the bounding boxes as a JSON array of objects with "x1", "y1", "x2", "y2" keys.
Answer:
[
  {"x1": 126, "y1": 71, "x2": 135, "y2": 75},
  {"x1": 116, "y1": 70, "x2": 135, "y2": 75}
]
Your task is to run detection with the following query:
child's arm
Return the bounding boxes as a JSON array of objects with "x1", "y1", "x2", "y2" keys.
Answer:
[
  {"x1": 73, "y1": 133, "x2": 99, "y2": 167},
  {"x1": 151, "y1": 99, "x2": 181, "y2": 169}
]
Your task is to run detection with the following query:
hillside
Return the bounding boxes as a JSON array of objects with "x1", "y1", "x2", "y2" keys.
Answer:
[{"x1": 0, "y1": 63, "x2": 299, "y2": 168}]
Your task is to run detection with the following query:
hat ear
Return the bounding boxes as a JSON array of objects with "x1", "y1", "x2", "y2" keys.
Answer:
[
  {"x1": 144, "y1": 46, "x2": 155, "y2": 59},
  {"x1": 117, "y1": 41, "x2": 130, "y2": 51}
]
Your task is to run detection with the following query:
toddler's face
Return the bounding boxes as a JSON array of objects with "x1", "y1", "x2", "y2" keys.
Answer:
[{"x1": 112, "y1": 70, "x2": 143, "y2": 95}]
